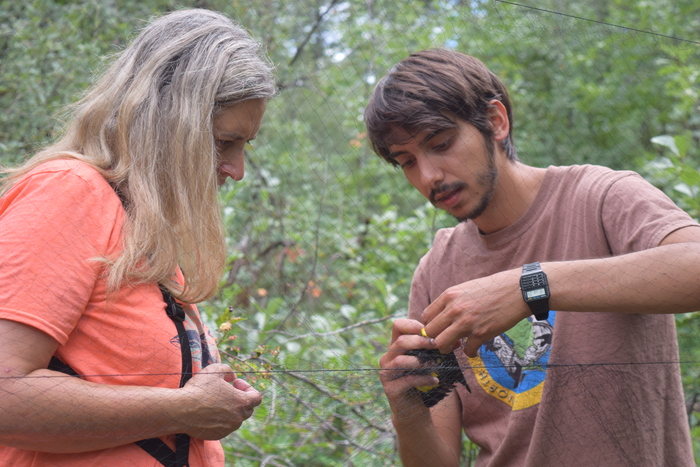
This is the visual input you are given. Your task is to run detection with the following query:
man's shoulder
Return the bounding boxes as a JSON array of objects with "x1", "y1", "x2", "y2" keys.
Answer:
[
  {"x1": 420, "y1": 222, "x2": 476, "y2": 263},
  {"x1": 544, "y1": 164, "x2": 648, "y2": 204},
  {"x1": 549, "y1": 163, "x2": 638, "y2": 183},
  {"x1": 433, "y1": 223, "x2": 467, "y2": 243}
]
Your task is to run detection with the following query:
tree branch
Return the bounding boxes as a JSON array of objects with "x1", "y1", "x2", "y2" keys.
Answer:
[
  {"x1": 268, "y1": 373, "x2": 389, "y2": 458},
  {"x1": 276, "y1": 316, "x2": 393, "y2": 342},
  {"x1": 280, "y1": 367, "x2": 390, "y2": 433},
  {"x1": 288, "y1": 0, "x2": 342, "y2": 67}
]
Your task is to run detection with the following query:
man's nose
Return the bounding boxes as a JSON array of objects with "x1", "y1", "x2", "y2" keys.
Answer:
[{"x1": 418, "y1": 157, "x2": 443, "y2": 188}]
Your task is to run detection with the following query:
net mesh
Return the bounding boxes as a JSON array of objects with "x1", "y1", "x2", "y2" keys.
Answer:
[{"x1": 0, "y1": 0, "x2": 698, "y2": 465}]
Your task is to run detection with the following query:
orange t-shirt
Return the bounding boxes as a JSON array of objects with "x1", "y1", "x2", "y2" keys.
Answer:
[{"x1": 0, "y1": 159, "x2": 224, "y2": 466}]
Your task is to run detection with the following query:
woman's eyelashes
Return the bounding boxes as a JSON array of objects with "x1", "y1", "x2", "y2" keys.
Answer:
[
  {"x1": 215, "y1": 139, "x2": 254, "y2": 153},
  {"x1": 215, "y1": 139, "x2": 234, "y2": 149}
]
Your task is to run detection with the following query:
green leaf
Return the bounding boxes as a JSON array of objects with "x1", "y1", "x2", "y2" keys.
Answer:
[
  {"x1": 651, "y1": 135, "x2": 680, "y2": 157},
  {"x1": 674, "y1": 131, "x2": 693, "y2": 159}
]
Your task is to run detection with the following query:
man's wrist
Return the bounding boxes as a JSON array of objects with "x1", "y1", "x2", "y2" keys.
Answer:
[{"x1": 520, "y1": 262, "x2": 550, "y2": 320}]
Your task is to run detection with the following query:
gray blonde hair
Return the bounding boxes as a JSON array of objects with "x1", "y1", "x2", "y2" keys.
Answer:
[{"x1": 1, "y1": 9, "x2": 276, "y2": 303}]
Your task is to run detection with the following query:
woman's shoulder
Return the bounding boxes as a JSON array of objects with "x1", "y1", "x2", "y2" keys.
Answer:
[
  {"x1": 26, "y1": 158, "x2": 106, "y2": 182},
  {"x1": 19, "y1": 158, "x2": 113, "y2": 197},
  {"x1": 3, "y1": 158, "x2": 121, "y2": 218}
]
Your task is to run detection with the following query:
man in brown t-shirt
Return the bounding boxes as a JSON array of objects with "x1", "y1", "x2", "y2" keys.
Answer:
[{"x1": 364, "y1": 49, "x2": 700, "y2": 466}]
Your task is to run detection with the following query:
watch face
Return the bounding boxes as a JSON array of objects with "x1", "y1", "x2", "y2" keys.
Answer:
[
  {"x1": 526, "y1": 288, "x2": 547, "y2": 300},
  {"x1": 521, "y1": 271, "x2": 550, "y2": 302}
]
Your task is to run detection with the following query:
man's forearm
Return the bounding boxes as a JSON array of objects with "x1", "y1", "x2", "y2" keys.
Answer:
[
  {"x1": 423, "y1": 236, "x2": 700, "y2": 355},
  {"x1": 392, "y1": 393, "x2": 462, "y2": 467},
  {"x1": 546, "y1": 241, "x2": 700, "y2": 315}
]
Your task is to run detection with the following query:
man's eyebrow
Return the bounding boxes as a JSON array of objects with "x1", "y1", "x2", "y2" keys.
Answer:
[
  {"x1": 386, "y1": 128, "x2": 451, "y2": 160},
  {"x1": 387, "y1": 150, "x2": 408, "y2": 160},
  {"x1": 420, "y1": 129, "x2": 447, "y2": 145}
]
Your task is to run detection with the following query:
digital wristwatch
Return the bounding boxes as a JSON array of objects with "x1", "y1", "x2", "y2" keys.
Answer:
[{"x1": 520, "y1": 262, "x2": 550, "y2": 321}]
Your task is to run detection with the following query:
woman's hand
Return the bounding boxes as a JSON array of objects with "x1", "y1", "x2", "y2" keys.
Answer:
[
  {"x1": 421, "y1": 268, "x2": 531, "y2": 356},
  {"x1": 180, "y1": 363, "x2": 262, "y2": 440},
  {"x1": 0, "y1": 318, "x2": 264, "y2": 451}
]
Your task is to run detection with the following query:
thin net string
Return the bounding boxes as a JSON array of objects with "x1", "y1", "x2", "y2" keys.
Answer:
[{"x1": 0, "y1": 0, "x2": 698, "y2": 466}]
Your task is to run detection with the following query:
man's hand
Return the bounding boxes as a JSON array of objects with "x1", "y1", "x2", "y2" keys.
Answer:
[
  {"x1": 180, "y1": 363, "x2": 262, "y2": 440},
  {"x1": 378, "y1": 318, "x2": 441, "y2": 415},
  {"x1": 379, "y1": 319, "x2": 464, "y2": 467},
  {"x1": 421, "y1": 268, "x2": 531, "y2": 356}
]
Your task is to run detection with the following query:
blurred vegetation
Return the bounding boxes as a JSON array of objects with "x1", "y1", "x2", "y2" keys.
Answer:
[{"x1": 1, "y1": 0, "x2": 698, "y2": 465}]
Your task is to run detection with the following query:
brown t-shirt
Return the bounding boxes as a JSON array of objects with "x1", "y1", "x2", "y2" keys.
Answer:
[{"x1": 409, "y1": 165, "x2": 696, "y2": 467}]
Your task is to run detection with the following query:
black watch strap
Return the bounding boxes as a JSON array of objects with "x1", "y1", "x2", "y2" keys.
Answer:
[{"x1": 520, "y1": 262, "x2": 550, "y2": 321}]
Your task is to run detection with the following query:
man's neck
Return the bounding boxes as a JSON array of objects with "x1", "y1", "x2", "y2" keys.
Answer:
[{"x1": 473, "y1": 161, "x2": 546, "y2": 235}]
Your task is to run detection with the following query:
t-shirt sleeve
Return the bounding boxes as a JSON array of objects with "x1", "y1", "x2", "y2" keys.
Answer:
[
  {"x1": 408, "y1": 255, "x2": 432, "y2": 322},
  {"x1": 0, "y1": 165, "x2": 122, "y2": 344},
  {"x1": 601, "y1": 172, "x2": 697, "y2": 255}
]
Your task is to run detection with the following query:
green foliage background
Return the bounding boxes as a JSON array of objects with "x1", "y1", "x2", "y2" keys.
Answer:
[{"x1": 1, "y1": 0, "x2": 698, "y2": 465}]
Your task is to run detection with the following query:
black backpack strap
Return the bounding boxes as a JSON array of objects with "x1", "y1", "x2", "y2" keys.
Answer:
[
  {"x1": 132, "y1": 287, "x2": 192, "y2": 466},
  {"x1": 48, "y1": 356, "x2": 80, "y2": 377},
  {"x1": 48, "y1": 286, "x2": 193, "y2": 467},
  {"x1": 142, "y1": 287, "x2": 193, "y2": 466},
  {"x1": 134, "y1": 434, "x2": 190, "y2": 467},
  {"x1": 160, "y1": 287, "x2": 194, "y2": 387}
]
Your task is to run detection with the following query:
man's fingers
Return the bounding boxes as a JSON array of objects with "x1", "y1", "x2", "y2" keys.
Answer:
[
  {"x1": 423, "y1": 303, "x2": 470, "y2": 344},
  {"x1": 382, "y1": 373, "x2": 440, "y2": 396},
  {"x1": 391, "y1": 334, "x2": 436, "y2": 352},
  {"x1": 391, "y1": 318, "x2": 426, "y2": 342},
  {"x1": 420, "y1": 294, "x2": 447, "y2": 325},
  {"x1": 463, "y1": 338, "x2": 481, "y2": 358},
  {"x1": 232, "y1": 378, "x2": 262, "y2": 408},
  {"x1": 387, "y1": 353, "x2": 431, "y2": 370},
  {"x1": 432, "y1": 323, "x2": 468, "y2": 354},
  {"x1": 380, "y1": 335, "x2": 437, "y2": 372},
  {"x1": 380, "y1": 353, "x2": 441, "y2": 392}
]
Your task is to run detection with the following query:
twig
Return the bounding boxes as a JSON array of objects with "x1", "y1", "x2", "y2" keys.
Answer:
[
  {"x1": 227, "y1": 436, "x2": 295, "y2": 467},
  {"x1": 269, "y1": 373, "x2": 389, "y2": 458},
  {"x1": 265, "y1": 379, "x2": 277, "y2": 426},
  {"x1": 281, "y1": 366, "x2": 389, "y2": 433},
  {"x1": 277, "y1": 316, "x2": 392, "y2": 343},
  {"x1": 288, "y1": 0, "x2": 342, "y2": 67},
  {"x1": 261, "y1": 147, "x2": 329, "y2": 345}
]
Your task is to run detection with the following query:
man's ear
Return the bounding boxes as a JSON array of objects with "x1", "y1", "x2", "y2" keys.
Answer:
[{"x1": 487, "y1": 100, "x2": 510, "y2": 142}]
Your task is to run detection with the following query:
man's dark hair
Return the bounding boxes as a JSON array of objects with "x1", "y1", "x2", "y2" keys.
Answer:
[{"x1": 364, "y1": 49, "x2": 518, "y2": 165}]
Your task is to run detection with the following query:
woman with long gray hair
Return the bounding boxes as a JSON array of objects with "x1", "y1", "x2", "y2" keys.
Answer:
[{"x1": 0, "y1": 9, "x2": 275, "y2": 467}]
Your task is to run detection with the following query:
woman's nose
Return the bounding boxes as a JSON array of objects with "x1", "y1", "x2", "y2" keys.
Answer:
[{"x1": 218, "y1": 154, "x2": 245, "y2": 182}]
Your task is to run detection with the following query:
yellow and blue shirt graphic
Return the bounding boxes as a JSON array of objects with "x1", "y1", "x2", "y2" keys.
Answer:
[{"x1": 469, "y1": 311, "x2": 555, "y2": 410}]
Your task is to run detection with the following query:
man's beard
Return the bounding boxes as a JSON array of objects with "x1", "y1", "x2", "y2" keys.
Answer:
[
  {"x1": 455, "y1": 163, "x2": 497, "y2": 222},
  {"x1": 429, "y1": 143, "x2": 498, "y2": 223}
]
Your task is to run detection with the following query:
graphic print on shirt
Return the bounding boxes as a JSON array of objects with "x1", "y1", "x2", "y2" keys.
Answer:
[
  {"x1": 169, "y1": 312, "x2": 220, "y2": 370},
  {"x1": 469, "y1": 311, "x2": 556, "y2": 410}
]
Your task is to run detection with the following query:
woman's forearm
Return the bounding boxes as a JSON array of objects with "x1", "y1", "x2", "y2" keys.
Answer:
[
  {"x1": 0, "y1": 362, "x2": 260, "y2": 453},
  {"x1": 0, "y1": 368, "x2": 189, "y2": 453}
]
